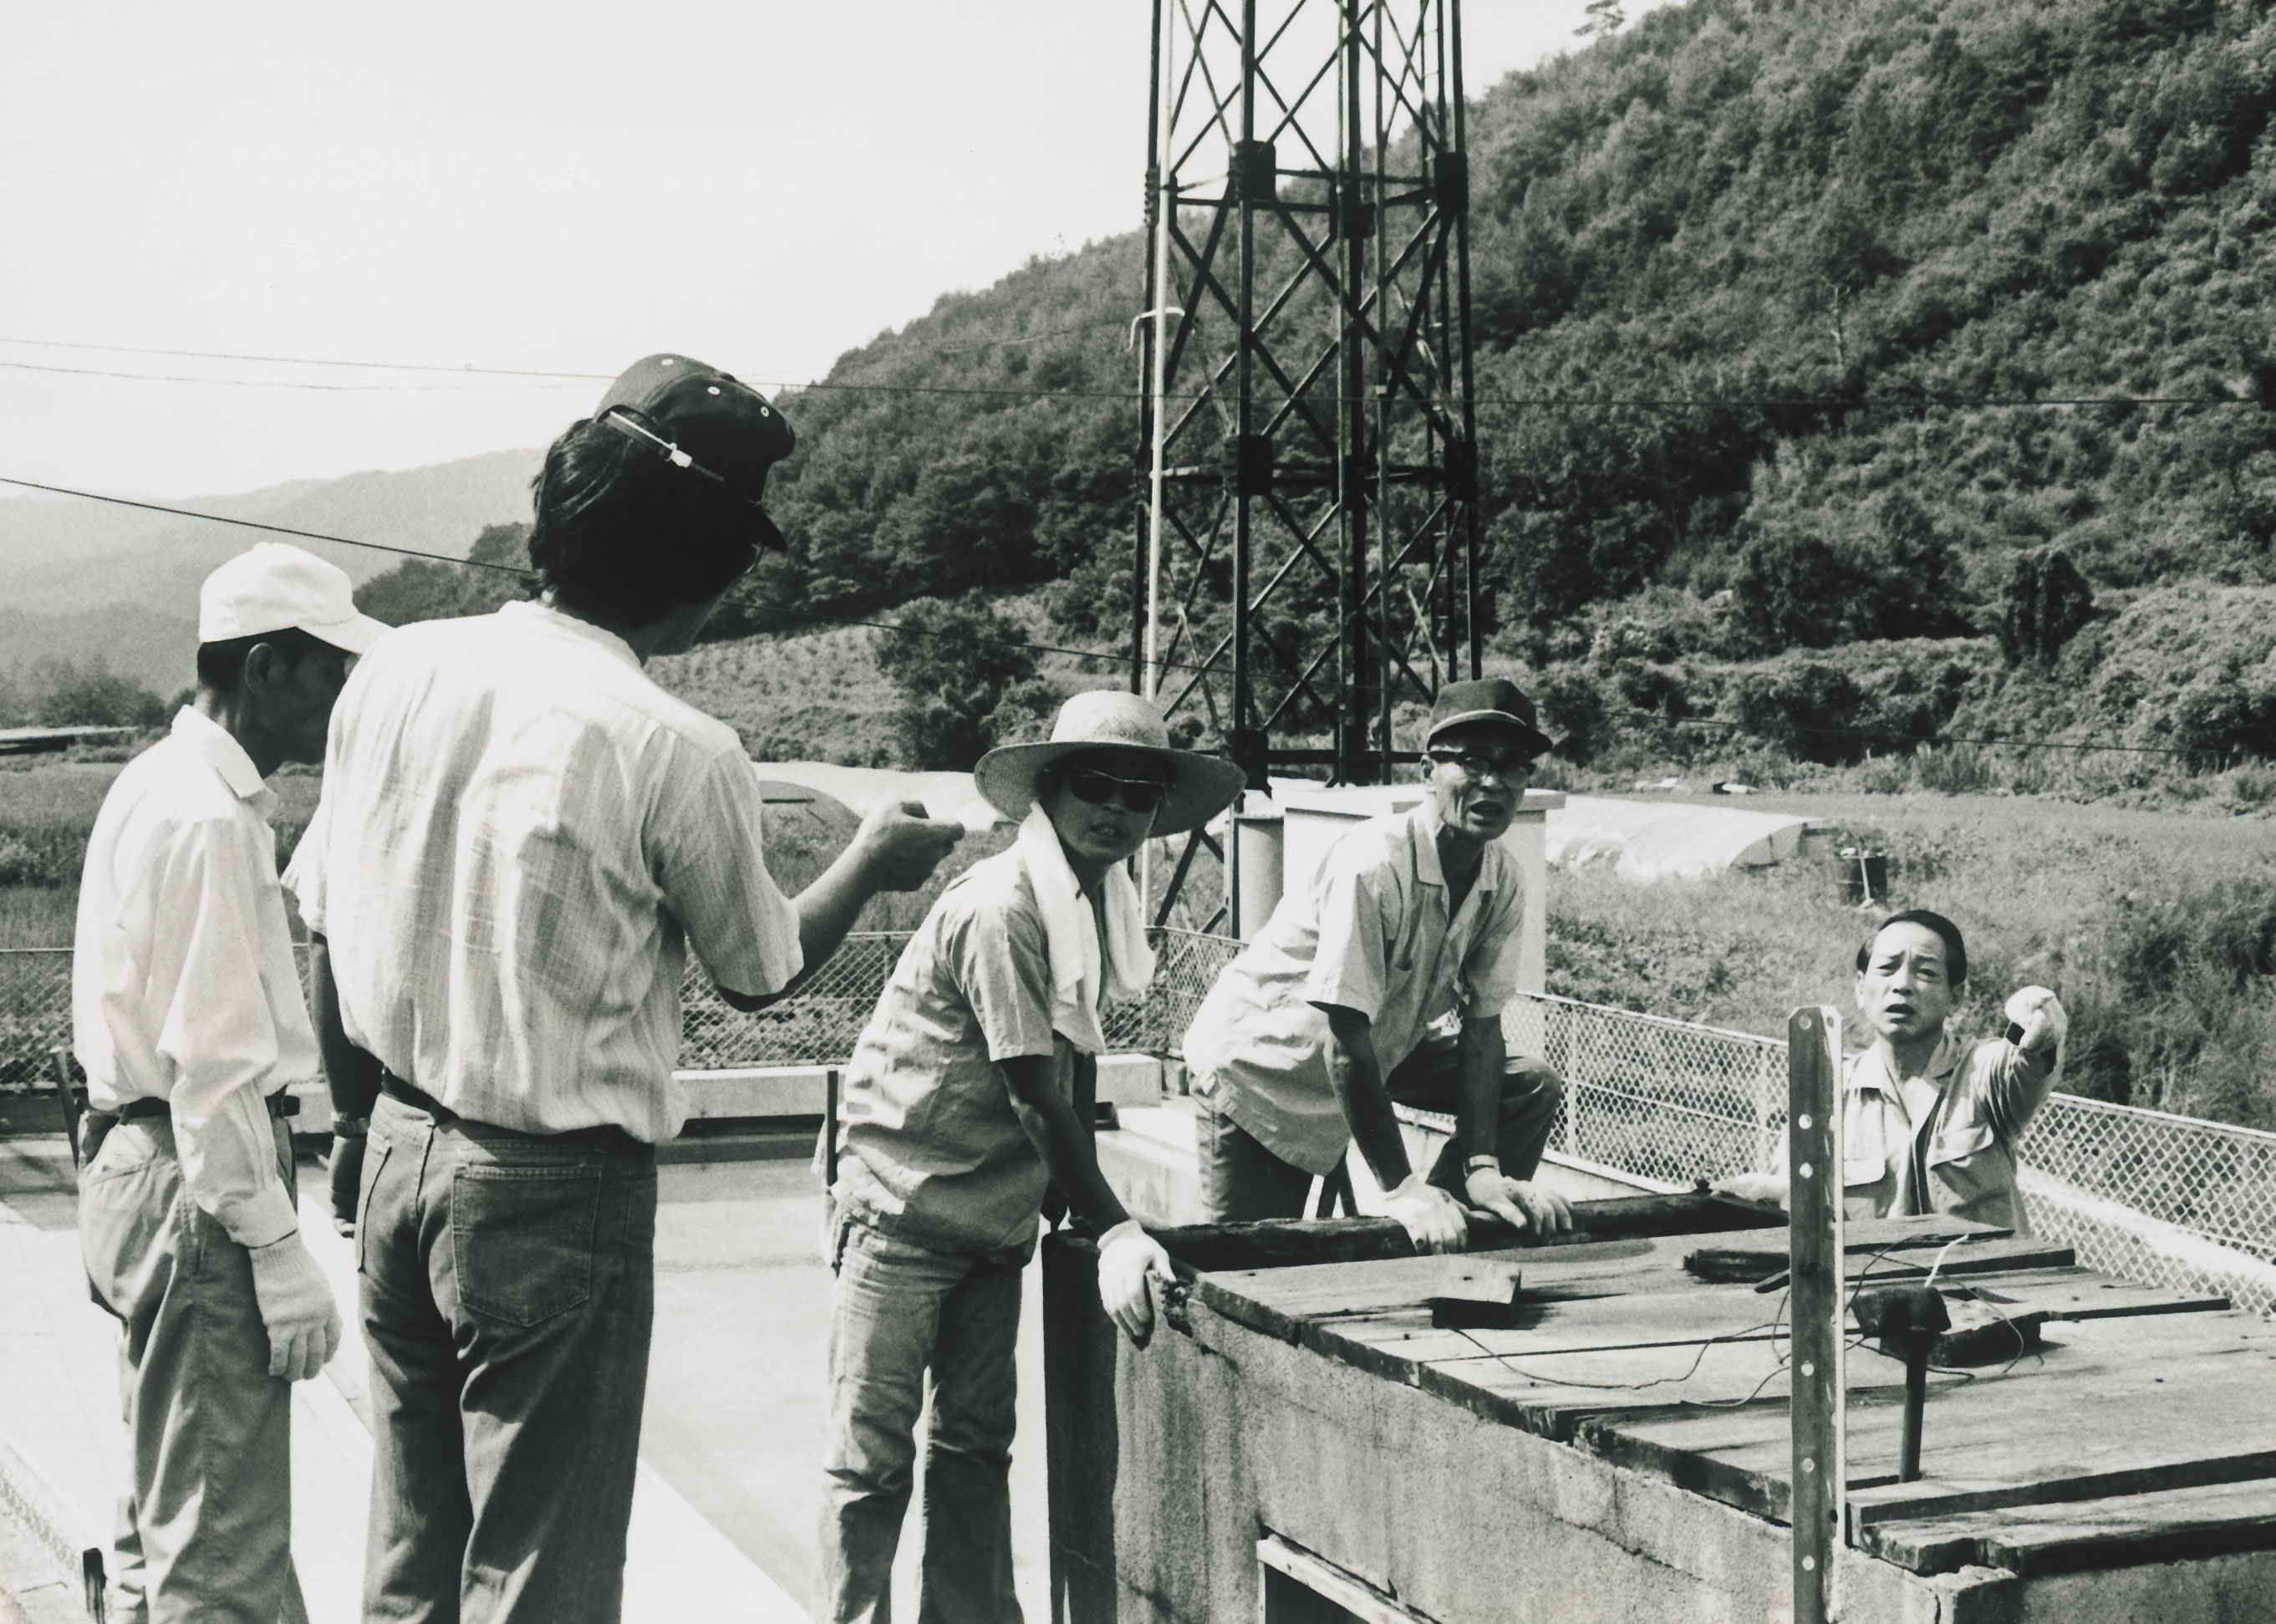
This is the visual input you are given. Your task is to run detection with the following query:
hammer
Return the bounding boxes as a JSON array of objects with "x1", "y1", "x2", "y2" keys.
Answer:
[{"x1": 1853, "y1": 1285, "x2": 1951, "y2": 1482}]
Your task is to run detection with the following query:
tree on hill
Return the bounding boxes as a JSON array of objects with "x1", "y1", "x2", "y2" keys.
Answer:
[
  {"x1": 872, "y1": 593, "x2": 1057, "y2": 771},
  {"x1": 355, "y1": 522, "x2": 532, "y2": 627},
  {"x1": 19, "y1": 657, "x2": 167, "y2": 729}
]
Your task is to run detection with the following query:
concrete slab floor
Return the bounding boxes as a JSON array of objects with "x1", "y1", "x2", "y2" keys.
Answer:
[{"x1": 0, "y1": 1138, "x2": 1052, "y2": 1623}]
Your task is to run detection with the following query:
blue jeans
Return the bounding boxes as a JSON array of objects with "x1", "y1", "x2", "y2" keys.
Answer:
[
  {"x1": 79, "y1": 1115, "x2": 309, "y2": 1624},
  {"x1": 818, "y1": 1209, "x2": 1026, "y2": 1624},
  {"x1": 357, "y1": 1093, "x2": 658, "y2": 1624}
]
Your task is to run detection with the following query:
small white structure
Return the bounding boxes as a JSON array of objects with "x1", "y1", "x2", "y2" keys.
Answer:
[{"x1": 1544, "y1": 793, "x2": 1811, "y2": 881}]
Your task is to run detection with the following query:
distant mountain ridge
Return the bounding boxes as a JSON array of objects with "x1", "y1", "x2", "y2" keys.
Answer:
[{"x1": 1, "y1": 447, "x2": 543, "y2": 690}]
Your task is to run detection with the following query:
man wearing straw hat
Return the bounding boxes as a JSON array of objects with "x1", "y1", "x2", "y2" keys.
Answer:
[
  {"x1": 819, "y1": 689, "x2": 1243, "y2": 1624},
  {"x1": 1183, "y1": 677, "x2": 1575, "y2": 1253}
]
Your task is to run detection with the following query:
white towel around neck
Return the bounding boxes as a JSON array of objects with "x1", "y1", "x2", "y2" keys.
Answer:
[{"x1": 1016, "y1": 803, "x2": 1155, "y2": 1054}]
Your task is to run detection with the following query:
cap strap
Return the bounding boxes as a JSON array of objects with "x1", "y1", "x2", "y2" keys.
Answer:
[{"x1": 601, "y1": 409, "x2": 728, "y2": 488}]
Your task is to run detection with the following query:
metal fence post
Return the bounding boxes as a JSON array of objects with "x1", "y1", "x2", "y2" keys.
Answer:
[{"x1": 1787, "y1": 1006, "x2": 1845, "y2": 1624}]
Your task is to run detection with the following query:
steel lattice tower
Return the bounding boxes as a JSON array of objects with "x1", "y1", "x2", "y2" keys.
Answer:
[{"x1": 1131, "y1": 0, "x2": 1483, "y2": 796}]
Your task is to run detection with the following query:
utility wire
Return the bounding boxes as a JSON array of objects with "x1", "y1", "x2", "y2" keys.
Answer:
[
  {"x1": 11, "y1": 350, "x2": 2257, "y2": 412},
  {"x1": 0, "y1": 471, "x2": 2229, "y2": 761},
  {"x1": 0, "y1": 336, "x2": 611, "y2": 380}
]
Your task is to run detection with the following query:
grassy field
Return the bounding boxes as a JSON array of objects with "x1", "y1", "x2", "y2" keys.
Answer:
[
  {"x1": 1549, "y1": 788, "x2": 2276, "y2": 1131},
  {"x1": 8, "y1": 744, "x2": 2272, "y2": 1130}
]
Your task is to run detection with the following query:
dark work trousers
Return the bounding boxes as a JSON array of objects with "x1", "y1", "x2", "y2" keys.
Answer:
[
  {"x1": 1197, "y1": 1041, "x2": 1566, "y2": 1224},
  {"x1": 80, "y1": 1114, "x2": 311, "y2": 1624},
  {"x1": 356, "y1": 1092, "x2": 658, "y2": 1624}
]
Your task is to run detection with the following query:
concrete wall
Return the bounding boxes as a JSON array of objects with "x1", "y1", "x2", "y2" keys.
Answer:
[{"x1": 1041, "y1": 1235, "x2": 2274, "y2": 1624}]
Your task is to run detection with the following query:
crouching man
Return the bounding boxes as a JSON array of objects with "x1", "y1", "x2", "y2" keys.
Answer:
[
  {"x1": 1716, "y1": 909, "x2": 2066, "y2": 1230},
  {"x1": 1181, "y1": 679, "x2": 1574, "y2": 1253},
  {"x1": 74, "y1": 543, "x2": 384, "y2": 1622},
  {"x1": 819, "y1": 691, "x2": 1244, "y2": 1623}
]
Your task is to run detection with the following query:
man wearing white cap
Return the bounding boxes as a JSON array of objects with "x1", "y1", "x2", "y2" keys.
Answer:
[{"x1": 74, "y1": 542, "x2": 387, "y2": 1624}]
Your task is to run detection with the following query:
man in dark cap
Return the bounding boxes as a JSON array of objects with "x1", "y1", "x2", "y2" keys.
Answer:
[
  {"x1": 286, "y1": 355, "x2": 963, "y2": 1624},
  {"x1": 1183, "y1": 678, "x2": 1574, "y2": 1251}
]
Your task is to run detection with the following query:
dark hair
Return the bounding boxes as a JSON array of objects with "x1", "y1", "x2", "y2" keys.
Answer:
[
  {"x1": 1856, "y1": 908, "x2": 1968, "y2": 985},
  {"x1": 195, "y1": 625, "x2": 335, "y2": 695},
  {"x1": 524, "y1": 415, "x2": 762, "y2": 626}
]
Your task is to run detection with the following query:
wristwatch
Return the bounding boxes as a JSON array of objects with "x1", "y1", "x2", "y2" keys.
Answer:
[
  {"x1": 334, "y1": 1117, "x2": 370, "y2": 1140},
  {"x1": 1464, "y1": 1154, "x2": 1500, "y2": 1174}
]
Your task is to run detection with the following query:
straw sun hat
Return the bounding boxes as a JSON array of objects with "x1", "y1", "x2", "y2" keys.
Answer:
[{"x1": 974, "y1": 690, "x2": 1246, "y2": 837}]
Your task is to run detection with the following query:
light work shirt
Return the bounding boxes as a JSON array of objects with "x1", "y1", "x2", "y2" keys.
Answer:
[
  {"x1": 1792, "y1": 1031, "x2": 2059, "y2": 1233},
  {"x1": 832, "y1": 846, "x2": 1071, "y2": 1256},
  {"x1": 1182, "y1": 802, "x2": 1524, "y2": 1175},
  {"x1": 285, "y1": 600, "x2": 802, "y2": 1143},
  {"x1": 72, "y1": 707, "x2": 313, "y2": 1249}
]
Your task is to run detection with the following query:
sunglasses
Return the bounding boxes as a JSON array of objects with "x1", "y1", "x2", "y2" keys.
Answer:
[
  {"x1": 1428, "y1": 748, "x2": 1537, "y2": 781},
  {"x1": 1061, "y1": 766, "x2": 1168, "y2": 816}
]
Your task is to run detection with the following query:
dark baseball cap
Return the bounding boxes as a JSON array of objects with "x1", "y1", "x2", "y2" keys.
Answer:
[
  {"x1": 597, "y1": 354, "x2": 797, "y2": 550},
  {"x1": 1426, "y1": 677, "x2": 1556, "y2": 758}
]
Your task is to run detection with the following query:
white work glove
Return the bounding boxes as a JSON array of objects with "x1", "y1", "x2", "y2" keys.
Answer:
[
  {"x1": 1464, "y1": 1166, "x2": 1575, "y2": 1237},
  {"x1": 1382, "y1": 1174, "x2": 1470, "y2": 1255},
  {"x1": 2004, "y1": 985, "x2": 2068, "y2": 1056},
  {"x1": 1097, "y1": 1219, "x2": 1174, "y2": 1347},
  {"x1": 1711, "y1": 1172, "x2": 1792, "y2": 1209},
  {"x1": 247, "y1": 1231, "x2": 344, "y2": 1382}
]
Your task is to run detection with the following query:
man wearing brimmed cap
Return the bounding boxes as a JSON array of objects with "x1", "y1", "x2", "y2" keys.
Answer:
[
  {"x1": 819, "y1": 690, "x2": 1242, "y2": 1623},
  {"x1": 1183, "y1": 678, "x2": 1575, "y2": 1253},
  {"x1": 283, "y1": 354, "x2": 962, "y2": 1624},
  {"x1": 74, "y1": 541, "x2": 387, "y2": 1624}
]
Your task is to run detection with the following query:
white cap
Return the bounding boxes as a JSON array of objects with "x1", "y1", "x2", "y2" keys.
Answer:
[{"x1": 198, "y1": 542, "x2": 390, "y2": 655}]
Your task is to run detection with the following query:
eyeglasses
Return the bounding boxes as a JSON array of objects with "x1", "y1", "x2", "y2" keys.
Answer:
[
  {"x1": 1062, "y1": 766, "x2": 1168, "y2": 815},
  {"x1": 1428, "y1": 748, "x2": 1536, "y2": 782}
]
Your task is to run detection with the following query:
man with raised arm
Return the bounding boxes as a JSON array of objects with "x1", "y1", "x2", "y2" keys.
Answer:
[
  {"x1": 286, "y1": 354, "x2": 963, "y2": 1624},
  {"x1": 75, "y1": 542, "x2": 386, "y2": 1624},
  {"x1": 1716, "y1": 909, "x2": 2067, "y2": 1230},
  {"x1": 1182, "y1": 679, "x2": 1574, "y2": 1253}
]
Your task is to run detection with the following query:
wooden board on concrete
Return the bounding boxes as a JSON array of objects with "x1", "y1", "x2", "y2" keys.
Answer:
[
  {"x1": 1578, "y1": 1312, "x2": 2276, "y2": 1525},
  {"x1": 1858, "y1": 1478, "x2": 2276, "y2": 1576}
]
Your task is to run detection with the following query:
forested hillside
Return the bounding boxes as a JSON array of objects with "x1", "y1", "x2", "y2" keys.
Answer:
[{"x1": 694, "y1": 0, "x2": 2276, "y2": 773}]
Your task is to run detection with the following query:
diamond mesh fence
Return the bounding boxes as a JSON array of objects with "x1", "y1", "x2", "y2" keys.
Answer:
[{"x1": 10, "y1": 939, "x2": 2272, "y2": 1314}]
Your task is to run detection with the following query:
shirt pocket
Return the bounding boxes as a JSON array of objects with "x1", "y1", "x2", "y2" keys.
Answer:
[
  {"x1": 1927, "y1": 1116, "x2": 1999, "y2": 1169},
  {"x1": 1841, "y1": 1106, "x2": 1892, "y2": 1189},
  {"x1": 451, "y1": 1163, "x2": 602, "y2": 1326}
]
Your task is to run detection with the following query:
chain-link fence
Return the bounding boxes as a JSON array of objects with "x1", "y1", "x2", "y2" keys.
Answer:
[
  {"x1": 12, "y1": 939, "x2": 2273, "y2": 1314},
  {"x1": 1510, "y1": 990, "x2": 2276, "y2": 1318}
]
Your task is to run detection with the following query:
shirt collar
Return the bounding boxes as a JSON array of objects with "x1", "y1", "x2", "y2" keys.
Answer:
[
  {"x1": 500, "y1": 598, "x2": 643, "y2": 669},
  {"x1": 1404, "y1": 797, "x2": 1499, "y2": 896},
  {"x1": 171, "y1": 705, "x2": 269, "y2": 803},
  {"x1": 1851, "y1": 1031, "x2": 1963, "y2": 1099}
]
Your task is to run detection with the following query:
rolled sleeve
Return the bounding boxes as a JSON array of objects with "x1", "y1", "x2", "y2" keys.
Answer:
[
  {"x1": 955, "y1": 895, "x2": 1057, "y2": 1063},
  {"x1": 1305, "y1": 853, "x2": 1390, "y2": 1019},
  {"x1": 654, "y1": 752, "x2": 803, "y2": 1000},
  {"x1": 153, "y1": 821, "x2": 299, "y2": 1249}
]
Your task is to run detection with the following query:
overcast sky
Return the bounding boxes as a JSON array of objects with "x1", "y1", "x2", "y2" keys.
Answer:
[{"x1": 1, "y1": 2, "x2": 1674, "y2": 501}]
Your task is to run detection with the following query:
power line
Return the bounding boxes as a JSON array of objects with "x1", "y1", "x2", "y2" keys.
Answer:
[
  {"x1": 5, "y1": 335, "x2": 2258, "y2": 412},
  {"x1": 0, "y1": 336, "x2": 612, "y2": 380},
  {"x1": 0, "y1": 359, "x2": 593, "y2": 393},
  {"x1": 0, "y1": 470, "x2": 2238, "y2": 761}
]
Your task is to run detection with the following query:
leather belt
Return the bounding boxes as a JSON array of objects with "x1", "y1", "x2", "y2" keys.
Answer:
[
  {"x1": 115, "y1": 1092, "x2": 299, "y2": 1123},
  {"x1": 379, "y1": 1070, "x2": 457, "y2": 1124}
]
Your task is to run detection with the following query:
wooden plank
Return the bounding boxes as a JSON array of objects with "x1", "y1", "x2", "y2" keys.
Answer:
[
  {"x1": 1257, "y1": 1535, "x2": 1437, "y2": 1624},
  {"x1": 1850, "y1": 1450, "x2": 2276, "y2": 1535},
  {"x1": 1152, "y1": 1190, "x2": 1782, "y2": 1274},
  {"x1": 1581, "y1": 1318, "x2": 2276, "y2": 1525},
  {"x1": 1933, "y1": 1266, "x2": 2229, "y2": 1321},
  {"x1": 1860, "y1": 1479, "x2": 2276, "y2": 1576},
  {"x1": 1685, "y1": 1214, "x2": 2009, "y2": 1281}
]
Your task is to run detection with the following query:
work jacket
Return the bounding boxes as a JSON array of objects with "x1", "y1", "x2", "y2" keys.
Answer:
[{"x1": 1835, "y1": 1031, "x2": 2060, "y2": 1234}]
